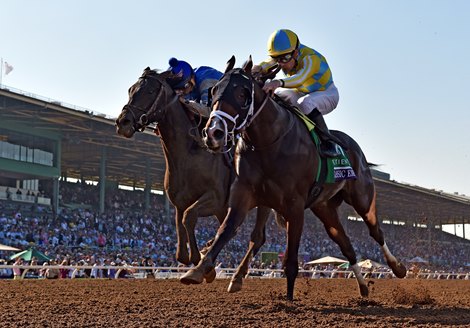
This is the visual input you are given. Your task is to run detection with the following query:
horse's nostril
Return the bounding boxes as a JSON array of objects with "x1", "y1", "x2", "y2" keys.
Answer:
[{"x1": 214, "y1": 129, "x2": 225, "y2": 140}]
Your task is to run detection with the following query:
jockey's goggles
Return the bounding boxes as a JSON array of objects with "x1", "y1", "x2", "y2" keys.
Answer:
[
  {"x1": 272, "y1": 51, "x2": 295, "y2": 64},
  {"x1": 175, "y1": 79, "x2": 194, "y2": 93}
]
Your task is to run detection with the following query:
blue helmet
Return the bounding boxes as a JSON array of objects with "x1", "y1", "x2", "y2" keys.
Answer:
[{"x1": 168, "y1": 57, "x2": 194, "y2": 89}]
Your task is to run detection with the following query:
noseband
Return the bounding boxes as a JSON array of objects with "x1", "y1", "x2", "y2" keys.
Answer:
[{"x1": 208, "y1": 70, "x2": 269, "y2": 149}]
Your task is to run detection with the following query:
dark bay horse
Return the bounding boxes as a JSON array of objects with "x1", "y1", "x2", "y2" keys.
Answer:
[
  {"x1": 115, "y1": 67, "x2": 274, "y2": 285},
  {"x1": 180, "y1": 56, "x2": 407, "y2": 300}
]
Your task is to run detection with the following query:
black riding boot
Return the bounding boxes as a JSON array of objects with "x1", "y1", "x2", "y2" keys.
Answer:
[{"x1": 307, "y1": 109, "x2": 341, "y2": 157}]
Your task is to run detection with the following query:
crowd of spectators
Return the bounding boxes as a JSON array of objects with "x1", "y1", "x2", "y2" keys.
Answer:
[{"x1": 0, "y1": 180, "x2": 469, "y2": 279}]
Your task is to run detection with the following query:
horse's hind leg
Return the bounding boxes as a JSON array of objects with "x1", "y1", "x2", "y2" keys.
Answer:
[
  {"x1": 312, "y1": 205, "x2": 369, "y2": 297},
  {"x1": 228, "y1": 206, "x2": 272, "y2": 293},
  {"x1": 352, "y1": 190, "x2": 407, "y2": 278},
  {"x1": 283, "y1": 207, "x2": 305, "y2": 301}
]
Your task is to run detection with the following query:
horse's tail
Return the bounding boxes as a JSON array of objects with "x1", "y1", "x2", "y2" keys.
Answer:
[{"x1": 273, "y1": 210, "x2": 287, "y2": 230}]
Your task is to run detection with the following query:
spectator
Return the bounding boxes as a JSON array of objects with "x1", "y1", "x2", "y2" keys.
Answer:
[
  {"x1": 13, "y1": 257, "x2": 23, "y2": 279},
  {"x1": 45, "y1": 260, "x2": 59, "y2": 279},
  {"x1": 0, "y1": 259, "x2": 13, "y2": 279},
  {"x1": 16, "y1": 188, "x2": 22, "y2": 200}
]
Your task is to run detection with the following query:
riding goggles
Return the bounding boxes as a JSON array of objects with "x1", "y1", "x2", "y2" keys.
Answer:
[
  {"x1": 175, "y1": 80, "x2": 194, "y2": 93},
  {"x1": 272, "y1": 51, "x2": 295, "y2": 64}
]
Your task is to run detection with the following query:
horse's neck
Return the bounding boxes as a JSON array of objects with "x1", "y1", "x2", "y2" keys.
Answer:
[
  {"x1": 245, "y1": 96, "x2": 293, "y2": 148},
  {"x1": 157, "y1": 102, "x2": 195, "y2": 164}
]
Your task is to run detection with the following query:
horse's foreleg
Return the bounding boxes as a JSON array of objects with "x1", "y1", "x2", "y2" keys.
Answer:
[
  {"x1": 174, "y1": 208, "x2": 190, "y2": 265},
  {"x1": 313, "y1": 206, "x2": 369, "y2": 297},
  {"x1": 182, "y1": 204, "x2": 201, "y2": 266},
  {"x1": 283, "y1": 208, "x2": 304, "y2": 301},
  {"x1": 180, "y1": 184, "x2": 253, "y2": 286},
  {"x1": 229, "y1": 206, "x2": 271, "y2": 293},
  {"x1": 357, "y1": 193, "x2": 407, "y2": 278},
  {"x1": 183, "y1": 193, "x2": 220, "y2": 266}
]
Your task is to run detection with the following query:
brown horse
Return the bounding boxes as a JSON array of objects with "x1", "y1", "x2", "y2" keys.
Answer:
[
  {"x1": 115, "y1": 67, "x2": 274, "y2": 285},
  {"x1": 180, "y1": 56, "x2": 407, "y2": 300}
]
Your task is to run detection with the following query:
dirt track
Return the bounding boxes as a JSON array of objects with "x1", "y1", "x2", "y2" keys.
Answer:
[{"x1": 0, "y1": 278, "x2": 468, "y2": 327}]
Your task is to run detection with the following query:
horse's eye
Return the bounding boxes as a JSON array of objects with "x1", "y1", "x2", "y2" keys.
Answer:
[{"x1": 238, "y1": 88, "x2": 249, "y2": 101}]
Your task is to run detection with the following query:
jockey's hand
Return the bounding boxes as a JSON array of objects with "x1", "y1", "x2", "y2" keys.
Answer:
[
  {"x1": 262, "y1": 80, "x2": 282, "y2": 95},
  {"x1": 178, "y1": 97, "x2": 189, "y2": 105},
  {"x1": 252, "y1": 64, "x2": 262, "y2": 78},
  {"x1": 175, "y1": 89, "x2": 185, "y2": 96}
]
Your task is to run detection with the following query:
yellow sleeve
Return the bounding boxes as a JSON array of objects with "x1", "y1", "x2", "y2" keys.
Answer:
[{"x1": 258, "y1": 58, "x2": 278, "y2": 74}]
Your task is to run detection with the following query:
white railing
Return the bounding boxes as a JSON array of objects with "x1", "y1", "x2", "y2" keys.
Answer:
[{"x1": 1, "y1": 265, "x2": 468, "y2": 280}]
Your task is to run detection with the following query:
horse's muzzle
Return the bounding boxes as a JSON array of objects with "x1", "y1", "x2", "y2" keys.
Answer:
[
  {"x1": 202, "y1": 124, "x2": 225, "y2": 152},
  {"x1": 115, "y1": 117, "x2": 136, "y2": 138}
]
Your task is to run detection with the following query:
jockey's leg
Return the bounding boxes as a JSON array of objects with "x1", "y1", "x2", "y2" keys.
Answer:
[
  {"x1": 307, "y1": 109, "x2": 341, "y2": 157},
  {"x1": 299, "y1": 84, "x2": 341, "y2": 157}
]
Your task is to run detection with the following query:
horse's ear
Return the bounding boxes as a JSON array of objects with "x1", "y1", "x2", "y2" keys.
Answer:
[
  {"x1": 141, "y1": 67, "x2": 151, "y2": 78},
  {"x1": 225, "y1": 56, "x2": 236, "y2": 73},
  {"x1": 242, "y1": 55, "x2": 253, "y2": 74}
]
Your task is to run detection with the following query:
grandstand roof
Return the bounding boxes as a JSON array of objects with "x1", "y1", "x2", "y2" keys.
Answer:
[
  {"x1": 0, "y1": 86, "x2": 166, "y2": 190},
  {"x1": 1, "y1": 86, "x2": 469, "y2": 226}
]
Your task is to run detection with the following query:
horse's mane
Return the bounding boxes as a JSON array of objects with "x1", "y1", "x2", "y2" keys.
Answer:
[{"x1": 141, "y1": 67, "x2": 178, "y2": 86}]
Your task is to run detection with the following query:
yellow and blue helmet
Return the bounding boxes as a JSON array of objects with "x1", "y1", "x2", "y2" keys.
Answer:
[{"x1": 267, "y1": 29, "x2": 299, "y2": 57}]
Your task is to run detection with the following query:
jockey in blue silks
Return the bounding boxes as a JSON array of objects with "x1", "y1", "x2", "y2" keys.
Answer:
[{"x1": 167, "y1": 57, "x2": 222, "y2": 117}]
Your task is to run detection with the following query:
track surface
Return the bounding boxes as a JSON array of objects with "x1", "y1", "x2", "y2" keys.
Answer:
[{"x1": 0, "y1": 278, "x2": 468, "y2": 327}]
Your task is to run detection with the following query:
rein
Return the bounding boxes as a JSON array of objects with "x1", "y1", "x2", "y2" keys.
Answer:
[{"x1": 242, "y1": 107, "x2": 295, "y2": 151}]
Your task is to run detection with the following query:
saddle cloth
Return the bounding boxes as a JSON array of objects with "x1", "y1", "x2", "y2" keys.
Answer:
[{"x1": 295, "y1": 108, "x2": 356, "y2": 183}]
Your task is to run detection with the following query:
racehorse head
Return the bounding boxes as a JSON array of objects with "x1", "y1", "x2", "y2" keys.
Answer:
[
  {"x1": 115, "y1": 67, "x2": 179, "y2": 138},
  {"x1": 203, "y1": 56, "x2": 267, "y2": 152}
]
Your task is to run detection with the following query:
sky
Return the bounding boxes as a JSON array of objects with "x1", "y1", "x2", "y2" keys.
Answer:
[{"x1": 1, "y1": 0, "x2": 470, "y2": 200}]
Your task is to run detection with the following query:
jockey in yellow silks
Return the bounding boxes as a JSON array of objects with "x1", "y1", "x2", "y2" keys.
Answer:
[{"x1": 254, "y1": 29, "x2": 341, "y2": 157}]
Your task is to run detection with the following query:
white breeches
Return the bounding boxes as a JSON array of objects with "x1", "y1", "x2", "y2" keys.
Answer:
[{"x1": 274, "y1": 82, "x2": 339, "y2": 115}]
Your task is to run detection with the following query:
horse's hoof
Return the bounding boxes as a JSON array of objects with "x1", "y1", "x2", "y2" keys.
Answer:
[
  {"x1": 204, "y1": 268, "x2": 216, "y2": 283},
  {"x1": 359, "y1": 284, "x2": 369, "y2": 297},
  {"x1": 392, "y1": 262, "x2": 407, "y2": 279},
  {"x1": 180, "y1": 269, "x2": 204, "y2": 285},
  {"x1": 227, "y1": 279, "x2": 242, "y2": 293}
]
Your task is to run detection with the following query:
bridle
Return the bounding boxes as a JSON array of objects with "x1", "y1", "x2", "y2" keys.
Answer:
[
  {"x1": 123, "y1": 72, "x2": 178, "y2": 133},
  {"x1": 206, "y1": 69, "x2": 269, "y2": 151}
]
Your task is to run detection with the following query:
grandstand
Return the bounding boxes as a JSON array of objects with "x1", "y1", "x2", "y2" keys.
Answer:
[{"x1": 0, "y1": 84, "x2": 469, "y2": 271}]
